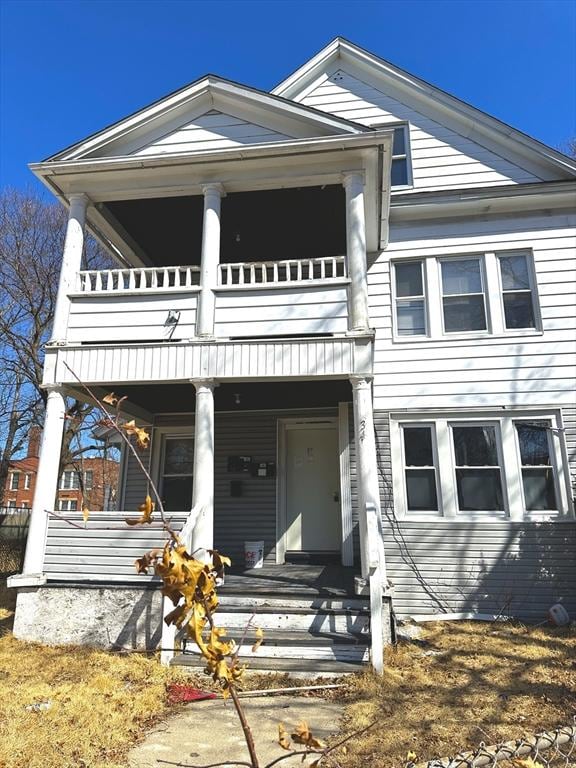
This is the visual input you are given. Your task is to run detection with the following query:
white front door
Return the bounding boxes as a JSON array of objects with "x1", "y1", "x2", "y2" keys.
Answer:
[{"x1": 285, "y1": 424, "x2": 342, "y2": 552}]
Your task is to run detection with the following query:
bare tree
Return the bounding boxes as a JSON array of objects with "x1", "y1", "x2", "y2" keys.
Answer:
[{"x1": 0, "y1": 188, "x2": 114, "y2": 502}]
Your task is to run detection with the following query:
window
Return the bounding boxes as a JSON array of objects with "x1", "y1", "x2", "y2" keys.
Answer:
[
  {"x1": 9, "y1": 472, "x2": 20, "y2": 491},
  {"x1": 452, "y1": 425, "x2": 503, "y2": 511},
  {"x1": 60, "y1": 470, "x2": 80, "y2": 490},
  {"x1": 83, "y1": 470, "x2": 93, "y2": 490},
  {"x1": 58, "y1": 499, "x2": 78, "y2": 512},
  {"x1": 24, "y1": 474, "x2": 31, "y2": 490},
  {"x1": 160, "y1": 437, "x2": 194, "y2": 512},
  {"x1": 392, "y1": 251, "x2": 540, "y2": 339},
  {"x1": 498, "y1": 253, "x2": 536, "y2": 330},
  {"x1": 441, "y1": 259, "x2": 487, "y2": 333},
  {"x1": 6, "y1": 500, "x2": 17, "y2": 510},
  {"x1": 394, "y1": 261, "x2": 426, "y2": 336},
  {"x1": 391, "y1": 411, "x2": 571, "y2": 519},
  {"x1": 515, "y1": 422, "x2": 557, "y2": 511},
  {"x1": 390, "y1": 125, "x2": 411, "y2": 188},
  {"x1": 402, "y1": 425, "x2": 438, "y2": 511}
]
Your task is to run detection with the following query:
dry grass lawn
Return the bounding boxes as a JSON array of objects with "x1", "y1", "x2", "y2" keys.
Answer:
[
  {"x1": 1, "y1": 576, "x2": 574, "y2": 768},
  {"x1": 335, "y1": 621, "x2": 576, "y2": 767}
]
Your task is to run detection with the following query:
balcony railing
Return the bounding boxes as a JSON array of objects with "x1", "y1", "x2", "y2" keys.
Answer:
[
  {"x1": 78, "y1": 266, "x2": 201, "y2": 293},
  {"x1": 218, "y1": 256, "x2": 346, "y2": 286},
  {"x1": 69, "y1": 257, "x2": 350, "y2": 343}
]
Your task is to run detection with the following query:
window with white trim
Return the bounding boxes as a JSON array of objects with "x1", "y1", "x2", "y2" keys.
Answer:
[
  {"x1": 160, "y1": 436, "x2": 194, "y2": 512},
  {"x1": 392, "y1": 251, "x2": 540, "y2": 339},
  {"x1": 24, "y1": 473, "x2": 31, "y2": 490},
  {"x1": 83, "y1": 470, "x2": 93, "y2": 490},
  {"x1": 60, "y1": 470, "x2": 80, "y2": 490},
  {"x1": 9, "y1": 472, "x2": 20, "y2": 491},
  {"x1": 58, "y1": 499, "x2": 78, "y2": 512},
  {"x1": 391, "y1": 411, "x2": 571, "y2": 520},
  {"x1": 6, "y1": 500, "x2": 17, "y2": 510},
  {"x1": 390, "y1": 125, "x2": 412, "y2": 188}
]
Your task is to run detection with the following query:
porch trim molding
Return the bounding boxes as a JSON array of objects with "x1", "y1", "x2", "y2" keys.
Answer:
[
  {"x1": 43, "y1": 335, "x2": 374, "y2": 386},
  {"x1": 276, "y1": 416, "x2": 351, "y2": 565}
]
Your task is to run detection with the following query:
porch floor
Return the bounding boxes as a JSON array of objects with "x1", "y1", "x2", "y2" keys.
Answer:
[{"x1": 221, "y1": 564, "x2": 357, "y2": 598}]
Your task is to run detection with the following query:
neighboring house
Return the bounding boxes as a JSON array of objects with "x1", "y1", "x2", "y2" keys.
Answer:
[
  {"x1": 10, "y1": 38, "x2": 576, "y2": 672},
  {"x1": 2, "y1": 428, "x2": 119, "y2": 513}
]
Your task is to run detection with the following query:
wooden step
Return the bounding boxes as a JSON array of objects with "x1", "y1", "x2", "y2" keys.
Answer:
[
  {"x1": 171, "y1": 653, "x2": 366, "y2": 675},
  {"x1": 217, "y1": 594, "x2": 369, "y2": 612},
  {"x1": 214, "y1": 606, "x2": 370, "y2": 635},
  {"x1": 181, "y1": 628, "x2": 370, "y2": 663}
]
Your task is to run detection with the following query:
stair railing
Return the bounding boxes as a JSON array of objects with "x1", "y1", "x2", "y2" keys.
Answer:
[{"x1": 365, "y1": 501, "x2": 386, "y2": 674}]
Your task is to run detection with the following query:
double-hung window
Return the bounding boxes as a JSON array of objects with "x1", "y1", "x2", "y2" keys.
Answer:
[
  {"x1": 440, "y1": 258, "x2": 487, "y2": 333},
  {"x1": 9, "y1": 472, "x2": 20, "y2": 491},
  {"x1": 390, "y1": 125, "x2": 412, "y2": 188},
  {"x1": 60, "y1": 470, "x2": 80, "y2": 490},
  {"x1": 392, "y1": 251, "x2": 540, "y2": 339},
  {"x1": 392, "y1": 411, "x2": 571, "y2": 520},
  {"x1": 160, "y1": 436, "x2": 194, "y2": 512},
  {"x1": 58, "y1": 499, "x2": 78, "y2": 512}
]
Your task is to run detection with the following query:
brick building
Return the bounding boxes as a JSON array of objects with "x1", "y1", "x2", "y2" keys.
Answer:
[{"x1": 2, "y1": 428, "x2": 119, "y2": 512}]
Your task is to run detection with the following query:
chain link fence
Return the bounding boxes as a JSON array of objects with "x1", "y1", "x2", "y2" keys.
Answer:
[
  {"x1": 0, "y1": 509, "x2": 30, "y2": 576},
  {"x1": 408, "y1": 722, "x2": 575, "y2": 768}
]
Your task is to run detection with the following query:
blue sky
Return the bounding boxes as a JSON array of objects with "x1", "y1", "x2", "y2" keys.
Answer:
[{"x1": 1, "y1": 0, "x2": 575, "y2": 191}]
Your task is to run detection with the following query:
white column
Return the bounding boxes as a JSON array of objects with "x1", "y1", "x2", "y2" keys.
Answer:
[
  {"x1": 196, "y1": 184, "x2": 224, "y2": 337},
  {"x1": 343, "y1": 172, "x2": 370, "y2": 333},
  {"x1": 22, "y1": 386, "x2": 66, "y2": 575},
  {"x1": 190, "y1": 379, "x2": 215, "y2": 559},
  {"x1": 49, "y1": 194, "x2": 89, "y2": 344},
  {"x1": 350, "y1": 376, "x2": 382, "y2": 579}
]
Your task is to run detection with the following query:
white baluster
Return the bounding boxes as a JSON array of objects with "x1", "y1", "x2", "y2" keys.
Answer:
[
  {"x1": 273, "y1": 262, "x2": 278, "y2": 283},
  {"x1": 95, "y1": 272, "x2": 103, "y2": 291},
  {"x1": 296, "y1": 261, "x2": 302, "y2": 282},
  {"x1": 249, "y1": 264, "x2": 255, "y2": 284},
  {"x1": 127, "y1": 270, "x2": 134, "y2": 290},
  {"x1": 151, "y1": 269, "x2": 158, "y2": 289}
]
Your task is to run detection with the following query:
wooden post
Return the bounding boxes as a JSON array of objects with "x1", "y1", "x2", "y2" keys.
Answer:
[
  {"x1": 49, "y1": 194, "x2": 89, "y2": 344},
  {"x1": 190, "y1": 379, "x2": 215, "y2": 559},
  {"x1": 197, "y1": 184, "x2": 224, "y2": 337},
  {"x1": 342, "y1": 172, "x2": 370, "y2": 333},
  {"x1": 22, "y1": 386, "x2": 66, "y2": 575}
]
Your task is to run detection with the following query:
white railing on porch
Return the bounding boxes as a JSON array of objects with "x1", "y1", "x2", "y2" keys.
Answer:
[
  {"x1": 77, "y1": 266, "x2": 201, "y2": 293},
  {"x1": 366, "y1": 502, "x2": 387, "y2": 675},
  {"x1": 218, "y1": 256, "x2": 347, "y2": 286}
]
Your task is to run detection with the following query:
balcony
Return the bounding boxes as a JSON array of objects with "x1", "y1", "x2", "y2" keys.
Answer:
[{"x1": 68, "y1": 256, "x2": 349, "y2": 344}]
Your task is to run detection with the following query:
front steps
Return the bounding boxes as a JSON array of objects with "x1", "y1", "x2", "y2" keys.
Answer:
[{"x1": 171, "y1": 593, "x2": 373, "y2": 675}]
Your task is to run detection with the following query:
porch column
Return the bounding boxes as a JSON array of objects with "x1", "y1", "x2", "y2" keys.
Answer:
[
  {"x1": 342, "y1": 172, "x2": 370, "y2": 333},
  {"x1": 22, "y1": 386, "x2": 66, "y2": 575},
  {"x1": 196, "y1": 184, "x2": 224, "y2": 338},
  {"x1": 190, "y1": 378, "x2": 215, "y2": 559},
  {"x1": 49, "y1": 193, "x2": 89, "y2": 344},
  {"x1": 350, "y1": 375, "x2": 382, "y2": 579}
]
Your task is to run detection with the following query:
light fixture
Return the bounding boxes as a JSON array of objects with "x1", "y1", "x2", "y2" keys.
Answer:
[{"x1": 233, "y1": 393, "x2": 241, "y2": 406}]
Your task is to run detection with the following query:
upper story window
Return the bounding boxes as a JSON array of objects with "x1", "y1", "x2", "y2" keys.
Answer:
[
  {"x1": 60, "y1": 470, "x2": 80, "y2": 490},
  {"x1": 498, "y1": 253, "x2": 536, "y2": 330},
  {"x1": 9, "y1": 472, "x2": 20, "y2": 491},
  {"x1": 390, "y1": 125, "x2": 412, "y2": 189},
  {"x1": 24, "y1": 474, "x2": 31, "y2": 490},
  {"x1": 58, "y1": 499, "x2": 78, "y2": 512},
  {"x1": 391, "y1": 411, "x2": 572, "y2": 520},
  {"x1": 392, "y1": 250, "x2": 540, "y2": 340},
  {"x1": 84, "y1": 470, "x2": 93, "y2": 490}
]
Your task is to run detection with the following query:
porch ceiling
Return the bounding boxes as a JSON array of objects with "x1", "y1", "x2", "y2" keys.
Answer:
[
  {"x1": 87, "y1": 380, "x2": 353, "y2": 414},
  {"x1": 100, "y1": 185, "x2": 346, "y2": 267}
]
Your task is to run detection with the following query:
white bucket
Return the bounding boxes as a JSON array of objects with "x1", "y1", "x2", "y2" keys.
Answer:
[{"x1": 244, "y1": 540, "x2": 264, "y2": 569}]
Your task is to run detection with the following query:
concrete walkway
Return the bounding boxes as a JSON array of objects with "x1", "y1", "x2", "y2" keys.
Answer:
[{"x1": 128, "y1": 694, "x2": 344, "y2": 767}]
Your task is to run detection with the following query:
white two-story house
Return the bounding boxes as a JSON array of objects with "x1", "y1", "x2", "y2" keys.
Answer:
[{"x1": 10, "y1": 38, "x2": 576, "y2": 674}]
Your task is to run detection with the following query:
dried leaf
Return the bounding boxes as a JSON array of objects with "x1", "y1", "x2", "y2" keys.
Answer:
[
  {"x1": 511, "y1": 760, "x2": 545, "y2": 768},
  {"x1": 122, "y1": 419, "x2": 150, "y2": 450},
  {"x1": 251, "y1": 626, "x2": 264, "y2": 653},
  {"x1": 102, "y1": 393, "x2": 118, "y2": 405},
  {"x1": 291, "y1": 721, "x2": 325, "y2": 749},
  {"x1": 278, "y1": 723, "x2": 292, "y2": 751},
  {"x1": 406, "y1": 751, "x2": 417, "y2": 762},
  {"x1": 82, "y1": 506, "x2": 90, "y2": 524},
  {"x1": 125, "y1": 495, "x2": 155, "y2": 526}
]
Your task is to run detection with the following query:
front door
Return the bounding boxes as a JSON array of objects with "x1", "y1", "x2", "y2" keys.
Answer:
[{"x1": 284, "y1": 423, "x2": 342, "y2": 553}]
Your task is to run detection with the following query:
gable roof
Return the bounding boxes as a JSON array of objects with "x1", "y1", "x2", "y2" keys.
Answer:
[
  {"x1": 47, "y1": 73, "x2": 371, "y2": 162},
  {"x1": 273, "y1": 37, "x2": 576, "y2": 180}
]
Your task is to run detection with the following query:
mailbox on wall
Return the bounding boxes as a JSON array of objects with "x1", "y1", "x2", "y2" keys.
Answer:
[
  {"x1": 227, "y1": 456, "x2": 252, "y2": 473},
  {"x1": 251, "y1": 462, "x2": 276, "y2": 478}
]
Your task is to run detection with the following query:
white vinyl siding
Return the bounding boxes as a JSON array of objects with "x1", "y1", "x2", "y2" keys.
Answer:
[
  {"x1": 299, "y1": 69, "x2": 544, "y2": 191},
  {"x1": 370, "y1": 213, "x2": 576, "y2": 409},
  {"x1": 130, "y1": 110, "x2": 291, "y2": 156}
]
